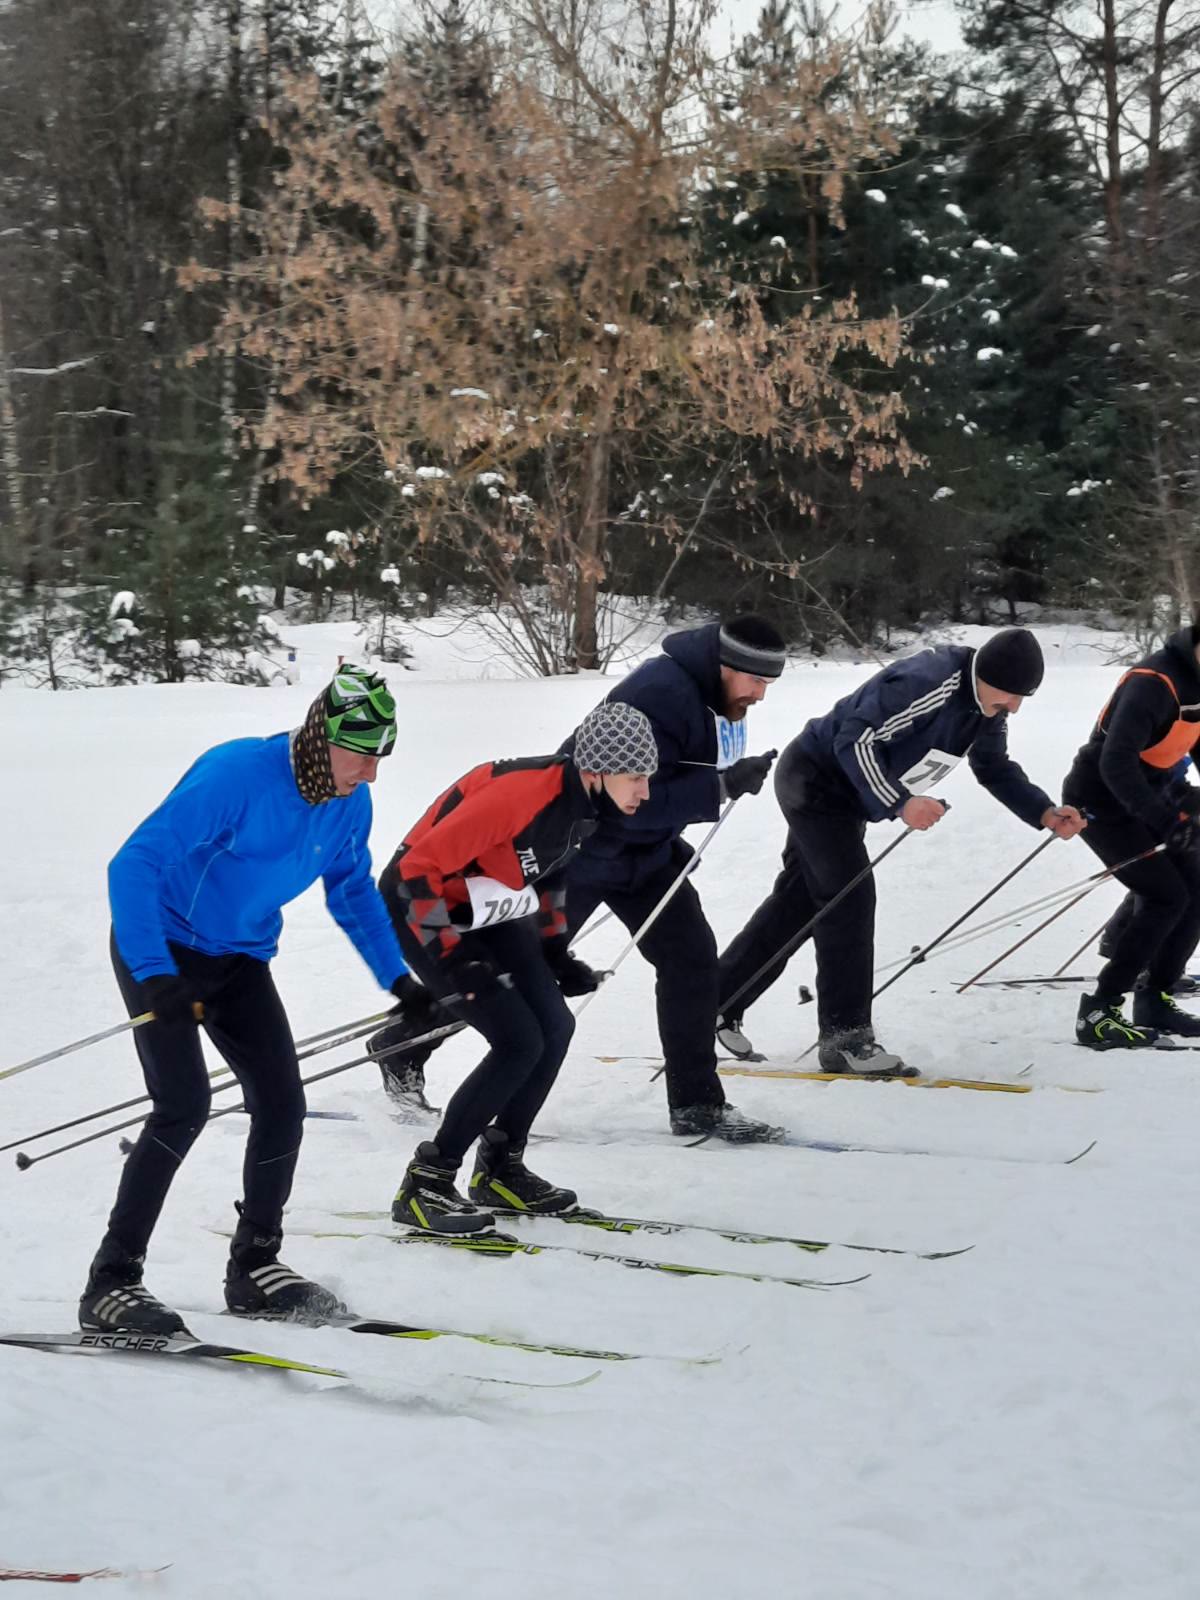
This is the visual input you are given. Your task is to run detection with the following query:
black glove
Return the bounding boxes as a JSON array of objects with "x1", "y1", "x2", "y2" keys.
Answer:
[
  {"x1": 142, "y1": 973, "x2": 200, "y2": 1026},
  {"x1": 1166, "y1": 816, "x2": 1198, "y2": 855},
  {"x1": 447, "y1": 958, "x2": 506, "y2": 1001},
  {"x1": 389, "y1": 972, "x2": 442, "y2": 1030},
  {"x1": 550, "y1": 952, "x2": 603, "y2": 997},
  {"x1": 720, "y1": 749, "x2": 778, "y2": 800}
]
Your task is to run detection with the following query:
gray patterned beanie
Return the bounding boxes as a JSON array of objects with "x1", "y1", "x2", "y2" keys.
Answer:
[{"x1": 574, "y1": 701, "x2": 658, "y2": 777}]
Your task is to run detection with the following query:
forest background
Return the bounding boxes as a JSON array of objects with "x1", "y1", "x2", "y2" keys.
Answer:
[{"x1": 1, "y1": 0, "x2": 1197, "y2": 684}]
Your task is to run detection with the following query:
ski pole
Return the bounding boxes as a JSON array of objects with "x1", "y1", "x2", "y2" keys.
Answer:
[
  {"x1": 13, "y1": 1011, "x2": 469, "y2": 1171},
  {"x1": 956, "y1": 845, "x2": 1166, "y2": 992},
  {"x1": 572, "y1": 800, "x2": 741, "y2": 1020},
  {"x1": 872, "y1": 833, "x2": 1058, "y2": 1002},
  {"x1": 0, "y1": 1014, "x2": 392, "y2": 1156},
  {"x1": 720, "y1": 823, "x2": 919, "y2": 1023},
  {"x1": 0, "y1": 1013, "x2": 153, "y2": 1084},
  {"x1": 1053, "y1": 918, "x2": 1109, "y2": 978},
  {"x1": 569, "y1": 906, "x2": 617, "y2": 947}
]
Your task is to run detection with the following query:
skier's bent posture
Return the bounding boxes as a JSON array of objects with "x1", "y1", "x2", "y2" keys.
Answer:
[
  {"x1": 374, "y1": 703, "x2": 658, "y2": 1234},
  {"x1": 717, "y1": 628, "x2": 1085, "y2": 1075},
  {"x1": 80, "y1": 667, "x2": 434, "y2": 1335}
]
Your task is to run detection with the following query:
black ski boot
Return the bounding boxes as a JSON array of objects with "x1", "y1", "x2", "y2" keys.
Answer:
[
  {"x1": 392, "y1": 1141, "x2": 496, "y2": 1234},
  {"x1": 817, "y1": 1028, "x2": 916, "y2": 1078},
  {"x1": 469, "y1": 1127, "x2": 578, "y2": 1214},
  {"x1": 1132, "y1": 985, "x2": 1200, "y2": 1037},
  {"x1": 224, "y1": 1210, "x2": 347, "y2": 1322},
  {"x1": 368, "y1": 1020, "x2": 439, "y2": 1113},
  {"x1": 1075, "y1": 993, "x2": 1157, "y2": 1050},
  {"x1": 78, "y1": 1241, "x2": 188, "y2": 1336},
  {"x1": 669, "y1": 1103, "x2": 786, "y2": 1143}
]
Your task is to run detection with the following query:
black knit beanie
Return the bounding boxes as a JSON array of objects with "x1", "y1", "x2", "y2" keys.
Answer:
[
  {"x1": 974, "y1": 628, "x2": 1044, "y2": 697},
  {"x1": 718, "y1": 616, "x2": 787, "y2": 679}
]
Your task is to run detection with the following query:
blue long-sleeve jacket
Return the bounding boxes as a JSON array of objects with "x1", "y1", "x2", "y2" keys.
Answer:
[
  {"x1": 109, "y1": 734, "x2": 408, "y2": 988},
  {"x1": 794, "y1": 644, "x2": 1053, "y2": 827}
]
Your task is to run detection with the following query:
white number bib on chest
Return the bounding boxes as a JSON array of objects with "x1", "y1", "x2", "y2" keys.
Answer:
[
  {"x1": 714, "y1": 715, "x2": 748, "y2": 771},
  {"x1": 465, "y1": 876, "x2": 540, "y2": 928},
  {"x1": 899, "y1": 748, "x2": 962, "y2": 794}
]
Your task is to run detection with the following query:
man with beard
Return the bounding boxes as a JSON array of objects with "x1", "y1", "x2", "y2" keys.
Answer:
[
  {"x1": 1064, "y1": 622, "x2": 1200, "y2": 1047},
  {"x1": 561, "y1": 616, "x2": 787, "y2": 1143}
]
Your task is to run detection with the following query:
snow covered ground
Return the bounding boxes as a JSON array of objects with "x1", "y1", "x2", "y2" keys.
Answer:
[{"x1": 2, "y1": 618, "x2": 1198, "y2": 1598}]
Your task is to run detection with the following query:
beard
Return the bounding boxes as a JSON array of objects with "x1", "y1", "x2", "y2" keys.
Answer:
[{"x1": 722, "y1": 696, "x2": 753, "y2": 722}]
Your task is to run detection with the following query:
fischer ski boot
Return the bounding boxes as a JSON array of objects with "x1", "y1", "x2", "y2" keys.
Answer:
[
  {"x1": 78, "y1": 1241, "x2": 189, "y2": 1336},
  {"x1": 817, "y1": 1027, "x2": 916, "y2": 1078},
  {"x1": 715, "y1": 1015, "x2": 763, "y2": 1062},
  {"x1": 469, "y1": 1127, "x2": 578, "y2": 1214},
  {"x1": 1075, "y1": 993, "x2": 1157, "y2": 1050},
  {"x1": 392, "y1": 1141, "x2": 497, "y2": 1234},
  {"x1": 1132, "y1": 985, "x2": 1200, "y2": 1037},
  {"x1": 224, "y1": 1209, "x2": 347, "y2": 1322},
  {"x1": 670, "y1": 1103, "x2": 786, "y2": 1144}
]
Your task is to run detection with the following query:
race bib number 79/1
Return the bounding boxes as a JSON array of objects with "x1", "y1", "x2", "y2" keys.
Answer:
[
  {"x1": 465, "y1": 875, "x2": 539, "y2": 928},
  {"x1": 898, "y1": 748, "x2": 962, "y2": 795}
]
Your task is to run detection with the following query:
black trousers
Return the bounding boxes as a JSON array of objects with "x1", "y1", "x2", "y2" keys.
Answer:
[
  {"x1": 386, "y1": 902, "x2": 575, "y2": 1166},
  {"x1": 718, "y1": 754, "x2": 875, "y2": 1038},
  {"x1": 564, "y1": 858, "x2": 724, "y2": 1111},
  {"x1": 1078, "y1": 818, "x2": 1200, "y2": 998},
  {"x1": 105, "y1": 935, "x2": 305, "y2": 1259}
]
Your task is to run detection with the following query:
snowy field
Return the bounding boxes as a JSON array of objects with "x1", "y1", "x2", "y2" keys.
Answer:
[{"x1": 2, "y1": 618, "x2": 1198, "y2": 1599}]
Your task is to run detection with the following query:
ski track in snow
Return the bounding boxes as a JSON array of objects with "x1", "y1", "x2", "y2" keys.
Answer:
[{"x1": 2, "y1": 621, "x2": 1199, "y2": 1598}]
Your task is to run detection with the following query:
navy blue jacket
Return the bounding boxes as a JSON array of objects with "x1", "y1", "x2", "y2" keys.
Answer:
[
  {"x1": 793, "y1": 644, "x2": 1053, "y2": 827},
  {"x1": 565, "y1": 624, "x2": 739, "y2": 889}
]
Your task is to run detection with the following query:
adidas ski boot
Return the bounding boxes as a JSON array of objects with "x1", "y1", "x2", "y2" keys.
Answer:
[
  {"x1": 669, "y1": 1103, "x2": 786, "y2": 1144},
  {"x1": 1132, "y1": 985, "x2": 1200, "y2": 1037},
  {"x1": 817, "y1": 1027, "x2": 916, "y2": 1078},
  {"x1": 715, "y1": 1015, "x2": 762, "y2": 1061},
  {"x1": 224, "y1": 1211, "x2": 347, "y2": 1322},
  {"x1": 78, "y1": 1243, "x2": 189, "y2": 1336},
  {"x1": 469, "y1": 1127, "x2": 578, "y2": 1214},
  {"x1": 1075, "y1": 993, "x2": 1157, "y2": 1050},
  {"x1": 392, "y1": 1141, "x2": 497, "y2": 1234}
]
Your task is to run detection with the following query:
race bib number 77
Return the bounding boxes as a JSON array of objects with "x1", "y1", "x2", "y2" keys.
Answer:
[{"x1": 465, "y1": 875, "x2": 540, "y2": 928}]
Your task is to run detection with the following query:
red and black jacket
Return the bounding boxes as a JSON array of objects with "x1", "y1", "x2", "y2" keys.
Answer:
[{"x1": 380, "y1": 754, "x2": 598, "y2": 960}]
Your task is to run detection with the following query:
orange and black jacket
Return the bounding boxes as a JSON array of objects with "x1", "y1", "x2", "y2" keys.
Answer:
[
  {"x1": 1064, "y1": 624, "x2": 1200, "y2": 834},
  {"x1": 379, "y1": 754, "x2": 598, "y2": 961}
]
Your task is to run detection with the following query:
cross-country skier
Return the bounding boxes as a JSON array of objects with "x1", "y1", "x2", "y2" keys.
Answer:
[
  {"x1": 1064, "y1": 623, "x2": 1200, "y2": 1047},
  {"x1": 561, "y1": 617, "x2": 788, "y2": 1143},
  {"x1": 375, "y1": 702, "x2": 659, "y2": 1233},
  {"x1": 716, "y1": 628, "x2": 1085, "y2": 1074},
  {"x1": 79, "y1": 667, "x2": 433, "y2": 1335}
]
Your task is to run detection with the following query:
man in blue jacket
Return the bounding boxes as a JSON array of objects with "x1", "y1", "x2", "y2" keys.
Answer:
[
  {"x1": 80, "y1": 666, "x2": 435, "y2": 1335},
  {"x1": 717, "y1": 629, "x2": 1085, "y2": 1074},
  {"x1": 564, "y1": 616, "x2": 787, "y2": 1142}
]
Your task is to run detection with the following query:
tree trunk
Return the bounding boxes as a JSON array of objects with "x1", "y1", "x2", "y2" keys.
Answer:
[
  {"x1": 573, "y1": 425, "x2": 612, "y2": 671},
  {"x1": 0, "y1": 291, "x2": 31, "y2": 568}
]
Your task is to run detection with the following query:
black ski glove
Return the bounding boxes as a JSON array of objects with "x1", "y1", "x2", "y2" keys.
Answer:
[
  {"x1": 448, "y1": 958, "x2": 507, "y2": 1001},
  {"x1": 389, "y1": 972, "x2": 441, "y2": 1030},
  {"x1": 142, "y1": 973, "x2": 201, "y2": 1026},
  {"x1": 720, "y1": 749, "x2": 778, "y2": 801},
  {"x1": 549, "y1": 952, "x2": 603, "y2": 997},
  {"x1": 1165, "y1": 791, "x2": 1200, "y2": 854}
]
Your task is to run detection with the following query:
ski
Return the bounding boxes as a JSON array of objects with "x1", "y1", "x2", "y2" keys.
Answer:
[
  {"x1": 290, "y1": 1227, "x2": 870, "y2": 1289},
  {"x1": 718, "y1": 1064, "x2": 1033, "y2": 1094},
  {"x1": 329, "y1": 1209, "x2": 970, "y2": 1261},
  {"x1": 226, "y1": 1311, "x2": 707, "y2": 1365},
  {"x1": 772, "y1": 1134, "x2": 1098, "y2": 1165},
  {"x1": 0, "y1": 1566, "x2": 171, "y2": 1585},
  {"x1": 0, "y1": 1328, "x2": 344, "y2": 1379},
  {"x1": 0, "y1": 1328, "x2": 599, "y2": 1393}
]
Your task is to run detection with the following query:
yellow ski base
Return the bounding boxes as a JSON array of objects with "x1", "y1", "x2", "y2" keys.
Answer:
[{"x1": 717, "y1": 1065, "x2": 1031, "y2": 1093}]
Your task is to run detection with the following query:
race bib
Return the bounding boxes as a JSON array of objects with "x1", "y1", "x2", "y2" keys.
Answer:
[
  {"x1": 465, "y1": 876, "x2": 539, "y2": 928},
  {"x1": 899, "y1": 748, "x2": 962, "y2": 795},
  {"x1": 714, "y1": 715, "x2": 748, "y2": 771}
]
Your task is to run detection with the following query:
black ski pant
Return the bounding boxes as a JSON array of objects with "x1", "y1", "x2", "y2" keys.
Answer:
[
  {"x1": 564, "y1": 857, "x2": 725, "y2": 1112},
  {"x1": 718, "y1": 755, "x2": 875, "y2": 1038},
  {"x1": 1078, "y1": 818, "x2": 1200, "y2": 999},
  {"x1": 104, "y1": 935, "x2": 305, "y2": 1260},
  {"x1": 388, "y1": 911, "x2": 575, "y2": 1166}
]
